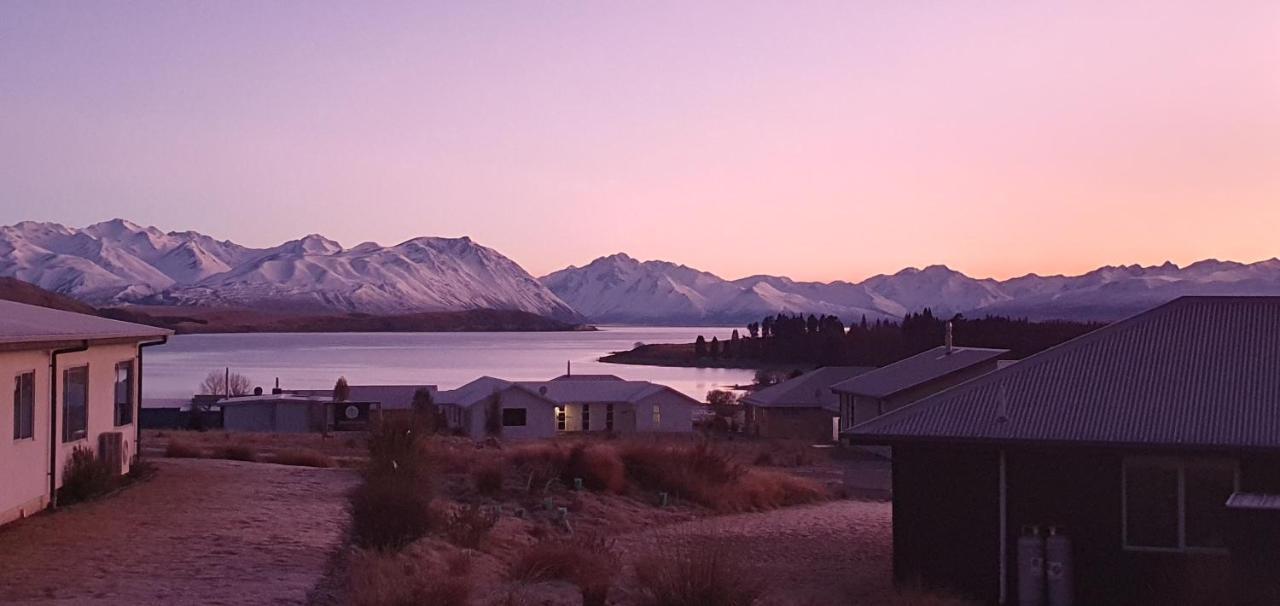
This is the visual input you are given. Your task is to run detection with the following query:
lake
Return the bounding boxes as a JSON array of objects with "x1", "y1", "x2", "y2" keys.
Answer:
[{"x1": 143, "y1": 326, "x2": 752, "y2": 404}]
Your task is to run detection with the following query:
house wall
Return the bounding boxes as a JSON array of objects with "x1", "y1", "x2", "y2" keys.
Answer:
[
  {"x1": 747, "y1": 405, "x2": 836, "y2": 442},
  {"x1": 0, "y1": 342, "x2": 142, "y2": 526},
  {"x1": 224, "y1": 403, "x2": 276, "y2": 432},
  {"x1": 633, "y1": 391, "x2": 694, "y2": 432},
  {"x1": 466, "y1": 389, "x2": 556, "y2": 440}
]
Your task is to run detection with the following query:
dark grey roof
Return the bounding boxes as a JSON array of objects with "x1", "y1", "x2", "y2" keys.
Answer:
[
  {"x1": 743, "y1": 367, "x2": 873, "y2": 411},
  {"x1": 830, "y1": 345, "x2": 1007, "y2": 398},
  {"x1": 1227, "y1": 493, "x2": 1280, "y2": 511},
  {"x1": 0, "y1": 300, "x2": 171, "y2": 345},
  {"x1": 847, "y1": 297, "x2": 1280, "y2": 451},
  {"x1": 551, "y1": 374, "x2": 624, "y2": 382}
]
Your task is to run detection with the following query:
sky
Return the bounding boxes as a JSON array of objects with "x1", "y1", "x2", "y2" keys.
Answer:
[{"x1": 1, "y1": 1, "x2": 1278, "y2": 282}]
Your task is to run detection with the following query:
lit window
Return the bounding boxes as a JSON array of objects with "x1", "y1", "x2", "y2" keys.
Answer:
[
  {"x1": 1123, "y1": 457, "x2": 1237, "y2": 552},
  {"x1": 63, "y1": 366, "x2": 88, "y2": 442},
  {"x1": 13, "y1": 371, "x2": 35, "y2": 440},
  {"x1": 114, "y1": 361, "x2": 135, "y2": 426},
  {"x1": 555, "y1": 406, "x2": 566, "y2": 431}
]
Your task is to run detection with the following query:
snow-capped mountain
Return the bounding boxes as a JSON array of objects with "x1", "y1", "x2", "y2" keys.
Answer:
[
  {"x1": 542, "y1": 254, "x2": 1280, "y2": 324},
  {"x1": 0, "y1": 220, "x2": 577, "y2": 319}
]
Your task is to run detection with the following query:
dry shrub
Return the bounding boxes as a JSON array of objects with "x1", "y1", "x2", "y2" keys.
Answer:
[
  {"x1": 564, "y1": 443, "x2": 626, "y2": 493},
  {"x1": 473, "y1": 461, "x2": 506, "y2": 495},
  {"x1": 165, "y1": 439, "x2": 203, "y2": 458},
  {"x1": 347, "y1": 549, "x2": 472, "y2": 606},
  {"x1": 59, "y1": 446, "x2": 116, "y2": 505},
  {"x1": 632, "y1": 541, "x2": 762, "y2": 606},
  {"x1": 445, "y1": 503, "x2": 499, "y2": 549},
  {"x1": 732, "y1": 469, "x2": 825, "y2": 510},
  {"x1": 368, "y1": 418, "x2": 423, "y2": 476},
  {"x1": 510, "y1": 535, "x2": 619, "y2": 606},
  {"x1": 270, "y1": 448, "x2": 335, "y2": 468},
  {"x1": 352, "y1": 419, "x2": 436, "y2": 550},
  {"x1": 508, "y1": 442, "x2": 570, "y2": 493},
  {"x1": 213, "y1": 443, "x2": 257, "y2": 462},
  {"x1": 418, "y1": 437, "x2": 475, "y2": 474},
  {"x1": 619, "y1": 439, "x2": 824, "y2": 512}
]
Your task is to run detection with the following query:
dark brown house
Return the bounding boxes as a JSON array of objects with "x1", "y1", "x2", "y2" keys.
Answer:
[
  {"x1": 846, "y1": 297, "x2": 1280, "y2": 606},
  {"x1": 742, "y1": 366, "x2": 872, "y2": 441}
]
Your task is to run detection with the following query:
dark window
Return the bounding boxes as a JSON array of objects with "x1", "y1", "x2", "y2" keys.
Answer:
[
  {"x1": 1124, "y1": 463, "x2": 1179, "y2": 549},
  {"x1": 501, "y1": 408, "x2": 527, "y2": 427},
  {"x1": 114, "y1": 361, "x2": 134, "y2": 426},
  {"x1": 63, "y1": 366, "x2": 88, "y2": 442},
  {"x1": 1185, "y1": 464, "x2": 1235, "y2": 549},
  {"x1": 13, "y1": 371, "x2": 35, "y2": 440},
  {"x1": 606, "y1": 404, "x2": 614, "y2": 431},
  {"x1": 582, "y1": 404, "x2": 591, "y2": 431},
  {"x1": 1124, "y1": 458, "x2": 1236, "y2": 551}
]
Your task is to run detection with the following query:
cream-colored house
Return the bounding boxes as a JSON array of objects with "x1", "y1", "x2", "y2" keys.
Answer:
[
  {"x1": 437, "y1": 374, "x2": 699, "y2": 440},
  {"x1": 0, "y1": 300, "x2": 170, "y2": 525}
]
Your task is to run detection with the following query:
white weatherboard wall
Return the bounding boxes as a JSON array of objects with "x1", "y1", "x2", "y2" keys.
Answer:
[
  {"x1": 466, "y1": 388, "x2": 557, "y2": 440},
  {"x1": 0, "y1": 343, "x2": 141, "y2": 525},
  {"x1": 634, "y1": 390, "x2": 696, "y2": 433}
]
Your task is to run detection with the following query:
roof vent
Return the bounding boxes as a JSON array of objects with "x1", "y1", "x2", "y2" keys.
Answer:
[
  {"x1": 539, "y1": 386, "x2": 548, "y2": 396},
  {"x1": 996, "y1": 384, "x2": 1009, "y2": 423},
  {"x1": 945, "y1": 321, "x2": 954, "y2": 354}
]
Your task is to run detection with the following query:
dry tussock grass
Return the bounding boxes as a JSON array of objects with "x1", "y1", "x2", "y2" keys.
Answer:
[
  {"x1": 347, "y1": 549, "x2": 472, "y2": 606},
  {"x1": 509, "y1": 535, "x2": 619, "y2": 606},
  {"x1": 631, "y1": 540, "x2": 763, "y2": 606},
  {"x1": 164, "y1": 440, "x2": 203, "y2": 458},
  {"x1": 270, "y1": 448, "x2": 336, "y2": 468}
]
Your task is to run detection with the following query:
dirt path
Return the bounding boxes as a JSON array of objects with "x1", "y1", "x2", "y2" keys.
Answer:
[
  {"x1": 0, "y1": 459, "x2": 357, "y2": 605},
  {"x1": 613, "y1": 500, "x2": 894, "y2": 606}
]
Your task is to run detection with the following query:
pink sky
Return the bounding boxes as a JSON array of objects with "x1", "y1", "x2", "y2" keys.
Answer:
[{"x1": 1, "y1": 1, "x2": 1277, "y2": 281}]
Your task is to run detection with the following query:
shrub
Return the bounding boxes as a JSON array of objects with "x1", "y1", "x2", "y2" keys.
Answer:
[
  {"x1": 510, "y1": 535, "x2": 619, "y2": 606},
  {"x1": 213, "y1": 443, "x2": 258, "y2": 462},
  {"x1": 445, "y1": 503, "x2": 498, "y2": 549},
  {"x1": 618, "y1": 440, "x2": 743, "y2": 509},
  {"x1": 271, "y1": 448, "x2": 335, "y2": 468},
  {"x1": 348, "y1": 549, "x2": 472, "y2": 606},
  {"x1": 165, "y1": 439, "x2": 203, "y2": 458},
  {"x1": 563, "y1": 443, "x2": 626, "y2": 493},
  {"x1": 59, "y1": 446, "x2": 117, "y2": 505},
  {"x1": 508, "y1": 442, "x2": 569, "y2": 493},
  {"x1": 350, "y1": 470, "x2": 435, "y2": 550},
  {"x1": 472, "y1": 461, "x2": 505, "y2": 495},
  {"x1": 368, "y1": 417, "x2": 423, "y2": 476},
  {"x1": 632, "y1": 541, "x2": 762, "y2": 606}
]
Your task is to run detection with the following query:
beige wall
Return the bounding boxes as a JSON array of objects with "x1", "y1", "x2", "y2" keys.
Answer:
[
  {"x1": 465, "y1": 388, "x2": 557, "y2": 440},
  {"x1": 0, "y1": 342, "x2": 141, "y2": 526},
  {"x1": 634, "y1": 391, "x2": 695, "y2": 433}
]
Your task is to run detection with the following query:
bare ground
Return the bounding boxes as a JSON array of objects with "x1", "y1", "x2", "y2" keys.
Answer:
[{"x1": 0, "y1": 458, "x2": 357, "y2": 605}]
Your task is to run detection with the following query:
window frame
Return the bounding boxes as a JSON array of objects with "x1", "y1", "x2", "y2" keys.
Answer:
[
  {"x1": 555, "y1": 406, "x2": 566, "y2": 431},
  {"x1": 501, "y1": 407, "x2": 527, "y2": 427},
  {"x1": 582, "y1": 404, "x2": 591, "y2": 432},
  {"x1": 605, "y1": 403, "x2": 615, "y2": 431},
  {"x1": 652, "y1": 403, "x2": 661, "y2": 428},
  {"x1": 63, "y1": 365, "x2": 90, "y2": 443},
  {"x1": 13, "y1": 370, "x2": 36, "y2": 441},
  {"x1": 114, "y1": 360, "x2": 135, "y2": 427},
  {"x1": 1121, "y1": 456, "x2": 1239, "y2": 554}
]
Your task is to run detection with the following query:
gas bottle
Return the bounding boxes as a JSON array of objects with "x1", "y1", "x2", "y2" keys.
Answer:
[
  {"x1": 1045, "y1": 526, "x2": 1074, "y2": 606},
  {"x1": 1017, "y1": 525, "x2": 1046, "y2": 606}
]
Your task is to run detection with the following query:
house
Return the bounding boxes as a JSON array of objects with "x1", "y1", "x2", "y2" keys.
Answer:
[
  {"x1": 436, "y1": 375, "x2": 699, "y2": 439},
  {"x1": 0, "y1": 300, "x2": 170, "y2": 525},
  {"x1": 742, "y1": 366, "x2": 872, "y2": 441},
  {"x1": 845, "y1": 297, "x2": 1280, "y2": 605},
  {"x1": 831, "y1": 339, "x2": 1007, "y2": 432},
  {"x1": 290, "y1": 384, "x2": 438, "y2": 411}
]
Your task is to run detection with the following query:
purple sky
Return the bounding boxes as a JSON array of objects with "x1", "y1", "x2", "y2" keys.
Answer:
[{"x1": 2, "y1": 2, "x2": 1278, "y2": 281}]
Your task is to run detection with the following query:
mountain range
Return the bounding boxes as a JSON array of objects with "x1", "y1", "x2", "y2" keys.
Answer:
[
  {"x1": 3, "y1": 219, "x2": 1279, "y2": 326},
  {"x1": 540, "y1": 253, "x2": 1280, "y2": 324}
]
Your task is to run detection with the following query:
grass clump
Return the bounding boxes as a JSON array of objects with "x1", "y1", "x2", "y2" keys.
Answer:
[
  {"x1": 472, "y1": 461, "x2": 505, "y2": 495},
  {"x1": 270, "y1": 448, "x2": 335, "y2": 468},
  {"x1": 164, "y1": 439, "x2": 203, "y2": 458},
  {"x1": 510, "y1": 535, "x2": 619, "y2": 606},
  {"x1": 59, "y1": 446, "x2": 116, "y2": 505},
  {"x1": 213, "y1": 443, "x2": 258, "y2": 462},
  {"x1": 445, "y1": 503, "x2": 498, "y2": 549},
  {"x1": 564, "y1": 442, "x2": 626, "y2": 493},
  {"x1": 632, "y1": 541, "x2": 762, "y2": 606},
  {"x1": 347, "y1": 549, "x2": 472, "y2": 606}
]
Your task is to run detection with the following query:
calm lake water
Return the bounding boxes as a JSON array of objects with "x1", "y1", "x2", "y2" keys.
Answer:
[{"x1": 143, "y1": 326, "x2": 751, "y2": 404}]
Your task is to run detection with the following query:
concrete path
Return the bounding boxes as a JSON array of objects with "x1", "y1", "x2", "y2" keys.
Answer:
[{"x1": 0, "y1": 459, "x2": 356, "y2": 605}]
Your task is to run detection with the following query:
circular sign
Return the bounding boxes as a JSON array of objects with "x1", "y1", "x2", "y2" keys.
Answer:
[{"x1": 344, "y1": 405, "x2": 360, "y2": 420}]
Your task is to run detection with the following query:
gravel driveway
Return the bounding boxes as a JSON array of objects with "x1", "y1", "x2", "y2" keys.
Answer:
[{"x1": 0, "y1": 459, "x2": 357, "y2": 605}]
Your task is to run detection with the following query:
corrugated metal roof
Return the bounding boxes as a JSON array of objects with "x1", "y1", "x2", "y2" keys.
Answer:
[
  {"x1": 846, "y1": 297, "x2": 1280, "y2": 451},
  {"x1": 290, "y1": 385, "x2": 438, "y2": 409},
  {"x1": 830, "y1": 346, "x2": 1008, "y2": 398},
  {"x1": 435, "y1": 376, "x2": 513, "y2": 408},
  {"x1": 551, "y1": 374, "x2": 624, "y2": 382},
  {"x1": 743, "y1": 366, "x2": 873, "y2": 411},
  {"x1": 514, "y1": 380, "x2": 698, "y2": 406},
  {"x1": 0, "y1": 300, "x2": 171, "y2": 344}
]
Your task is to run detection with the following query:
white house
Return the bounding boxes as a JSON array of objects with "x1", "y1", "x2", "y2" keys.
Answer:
[
  {"x1": 436, "y1": 374, "x2": 699, "y2": 440},
  {"x1": 0, "y1": 300, "x2": 171, "y2": 525}
]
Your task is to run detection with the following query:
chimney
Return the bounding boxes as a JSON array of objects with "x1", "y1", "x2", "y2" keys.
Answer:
[
  {"x1": 272, "y1": 377, "x2": 283, "y2": 395},
  {"x1": 945, "y1": 321, "x2": 954, "y2": 354},
  {"x1": 566, "y1": 360, "x2": 571, "y2": 377}
]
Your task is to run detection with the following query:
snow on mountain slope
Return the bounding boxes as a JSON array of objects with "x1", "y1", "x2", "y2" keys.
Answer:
[
  {"x1": 0, "y1": 220, "x2": 577, "y2": 320},
  {"x1": 544, "y1": 254, "x2": 1280, "y2": 324}
]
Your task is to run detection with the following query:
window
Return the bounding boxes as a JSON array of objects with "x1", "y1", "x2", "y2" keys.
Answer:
[
  {"x1": 13, "y1": 371, "x2": 34, "y2": 440},
  {"x1": 606, "y1": 404, "x2": 614, "y2": 431},
  {"x1": 555, "y1": 406, "x2": 566, "y2": 431},
  {"x1": 63, "y1": 366, "x2": 88, "y2": 442},
  {"x1": 1123, "y1": 457, "x2": 1237, "y2": 552},
  {"x1": 582, "y1": 404, "x2": 591, "y2": 431},
  {"x1": 652, "y1": 404, "x2": 661, "y2": 428},
  {"x1": 501, "y1": 408, "x2": 527, "y2": 427},
  {"x1": 114, "y1": 361, "x2": 134, "y2": 426}
]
